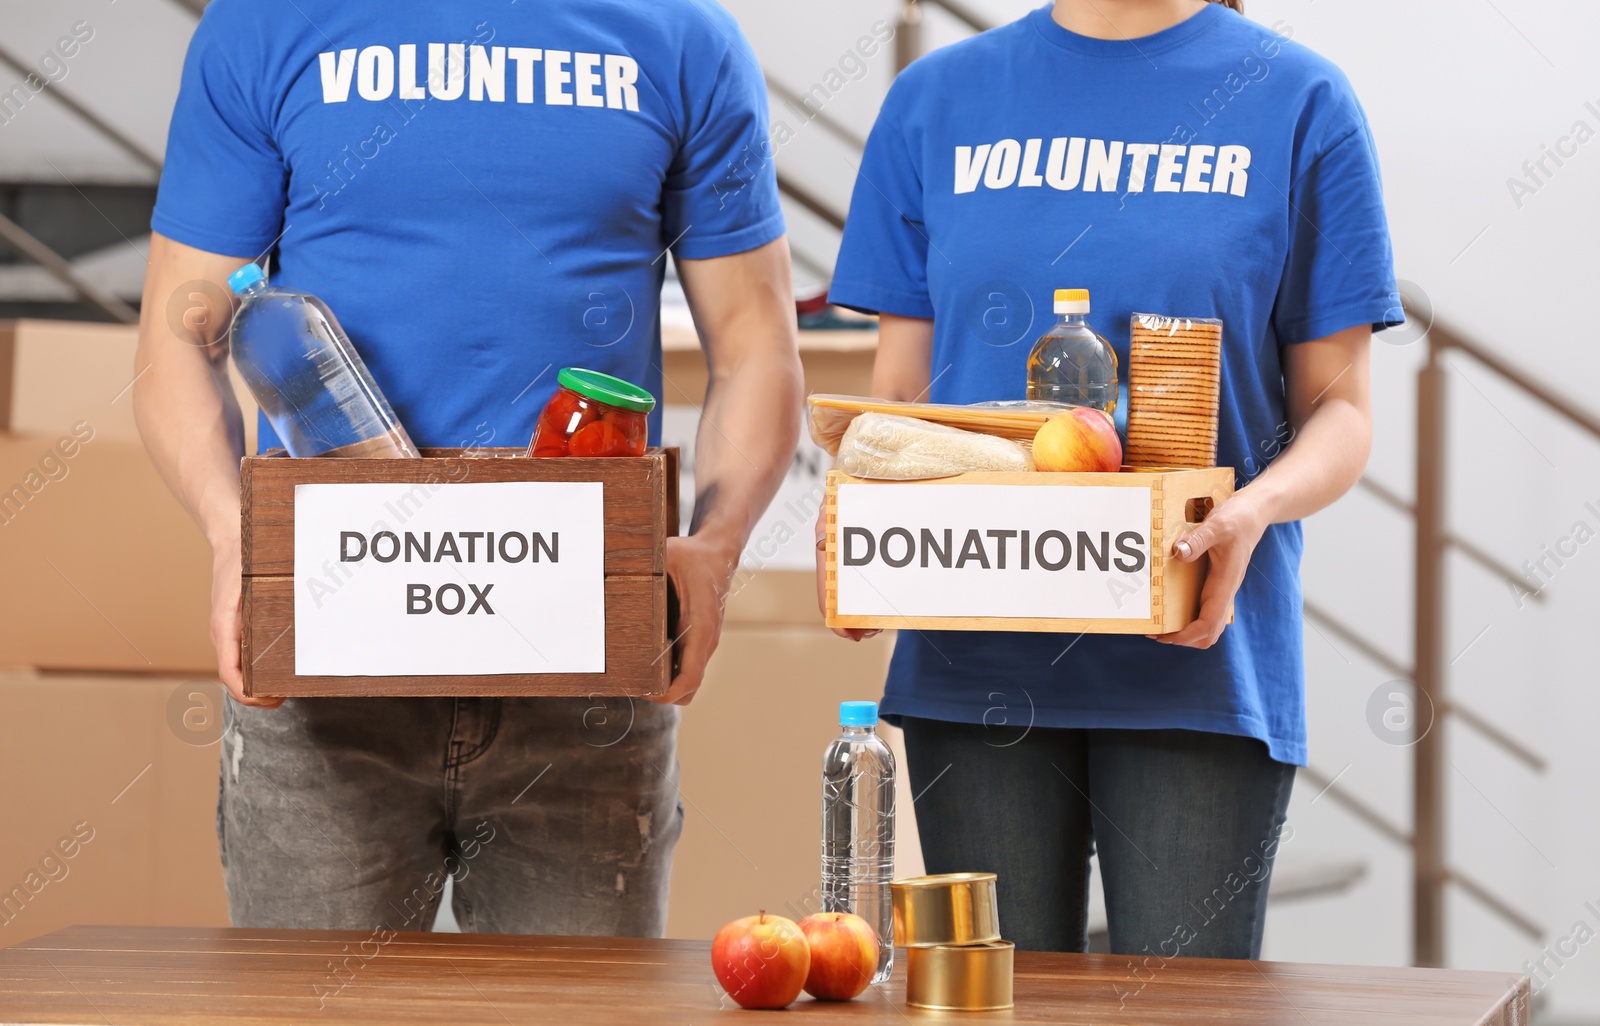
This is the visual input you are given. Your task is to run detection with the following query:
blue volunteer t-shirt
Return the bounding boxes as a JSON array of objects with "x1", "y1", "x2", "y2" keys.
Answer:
[
  {"x1": 828, "y1": 5, "x2": 1399, "y2": 766},
  {"x1": 154, "y1": 0, "x2": 783, "y2": 451}
]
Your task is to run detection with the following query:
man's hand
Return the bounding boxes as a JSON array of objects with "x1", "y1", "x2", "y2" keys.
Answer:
[
  {"x1": 1151, "y1": 493, "x2": 1267, "y2": 650},
  {"x1": 211, "y1": 536, "x2": 283, "y2": 708},
  {"x1": 655, "y1": 533, "x2": 741, "y2": 705}
]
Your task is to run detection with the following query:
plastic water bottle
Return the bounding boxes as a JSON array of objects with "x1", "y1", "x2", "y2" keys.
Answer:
[
  {"x1": 822, "y1": 700, "x2": 896, "y2": 983},
  {"x1": 1026, "y1": 287, "x2": 1119, "y2": 416},
  {"x1": 227, "y1": 263, "x2": 418, "y2": 458}
]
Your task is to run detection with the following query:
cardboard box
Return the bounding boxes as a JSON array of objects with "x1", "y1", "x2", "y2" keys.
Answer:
[
  {"x1": 0, "y1": 319, "x2": 263, "y2": 675},
  {"x1": 0, "y1": 433, "x2": 216, "y2": 674},
  {"x1": 0, "y1": 319, "x2": 258, "y2": 453},
  {"x1": 241, "y1": 448, "x2": 678, "y2": 698},
  {"x1": 0, "y1": 669, "x2": 229, "y2": 944},
  {"x1": 825, "y1": 466, "x2": 1234, "y2": 635}
]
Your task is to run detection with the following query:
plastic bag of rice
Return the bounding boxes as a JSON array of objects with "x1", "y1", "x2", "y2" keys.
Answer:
[{"x1": 835, "y1": 412, "x2": 1034, "y2": 480}]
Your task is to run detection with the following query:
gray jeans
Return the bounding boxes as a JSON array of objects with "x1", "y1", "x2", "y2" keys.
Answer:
[{"x1": 218, "y1": 695, "x2": 683, "y2": 936}]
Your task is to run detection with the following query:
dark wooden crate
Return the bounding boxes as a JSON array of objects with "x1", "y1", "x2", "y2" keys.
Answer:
[{"x1": 240, "y1": 447, "x2": 677, "y2": 698}]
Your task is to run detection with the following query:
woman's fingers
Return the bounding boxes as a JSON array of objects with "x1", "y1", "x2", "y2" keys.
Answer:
[{"x1": 1156, "y1": 541, "x2": 1248, "y2": 649}]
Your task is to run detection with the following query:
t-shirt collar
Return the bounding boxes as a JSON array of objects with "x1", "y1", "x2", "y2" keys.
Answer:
[{"x1": 1029, "y1": 2, "x2": 1223, "y2": 58}]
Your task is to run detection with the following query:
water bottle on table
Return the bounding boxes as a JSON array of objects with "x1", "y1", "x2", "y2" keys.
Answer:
[
  {"x1": 227, "y1": 262, "x2": 418, "y2": 458},
  {"x1": 821, "y1": 700, "x2": 896, "y2": 983}
]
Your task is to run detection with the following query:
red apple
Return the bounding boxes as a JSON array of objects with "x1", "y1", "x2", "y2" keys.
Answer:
[
  {"x1": 799, "y1": 912, "x2": 880, "y2": 1001},
  {"x1": 711, "y1": 911, "x2": 810, "y2": 1009},
  {"x1": 1032, "y1": 407, "x2": 1122, "y2": 473}
]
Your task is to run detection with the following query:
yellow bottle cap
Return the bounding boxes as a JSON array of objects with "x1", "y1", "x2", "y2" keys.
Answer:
[{"x1": 1054, "y1": 289, "x2": 1090, "y2": 303}]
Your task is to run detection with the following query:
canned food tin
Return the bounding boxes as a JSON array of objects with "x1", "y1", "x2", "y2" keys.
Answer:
[
  {"x1": 891, "y1": 872, "x2": 1001, "y2": 947},
  {"x1": 905, "y1": 941, "x2": 1015, "y2": 1011}
]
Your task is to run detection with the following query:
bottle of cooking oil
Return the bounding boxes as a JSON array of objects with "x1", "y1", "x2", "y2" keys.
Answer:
[{"x1": 1026, "y1": 288, "x2": 1118, "y2": 416}]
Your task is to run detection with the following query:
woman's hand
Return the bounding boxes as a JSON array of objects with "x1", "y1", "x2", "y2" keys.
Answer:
[
  {"x1": 813, "y1": 313, "x2": 930, "y2": 642},
  {"x1": 815, "y1": 507, "x2": 880, "y2": 641},
  {"x1": 1151, "y1": 491, "x2": 1269, "y2": 650}
]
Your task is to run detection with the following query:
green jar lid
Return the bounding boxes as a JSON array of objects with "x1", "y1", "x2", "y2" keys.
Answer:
[{"x1": 557, "y1": 367, "x2": 657, "y2": 413}]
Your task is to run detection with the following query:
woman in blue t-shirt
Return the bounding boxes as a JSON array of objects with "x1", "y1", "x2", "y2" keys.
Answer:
[{"x1": 822, "y1": 0, "x2": 1397, "y2": 958}]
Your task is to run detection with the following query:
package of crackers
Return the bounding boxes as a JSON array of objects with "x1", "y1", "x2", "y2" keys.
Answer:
[{"x1": 1125, "y1": 313, "x2": 1222, "y2": 469}]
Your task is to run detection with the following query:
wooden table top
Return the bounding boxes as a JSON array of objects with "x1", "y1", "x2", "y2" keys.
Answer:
[{"x1": 0, "y1": 926, "x2": 1528, "y2": 1025}]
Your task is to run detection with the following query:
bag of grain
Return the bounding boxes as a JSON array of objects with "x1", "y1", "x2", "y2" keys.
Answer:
[{"x1": 835, "y1": 413, "x2": 1034, "y2": 480}]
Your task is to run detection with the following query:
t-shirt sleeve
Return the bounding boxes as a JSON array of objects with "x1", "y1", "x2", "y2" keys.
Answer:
[
  {"x1": 662, "y1": 24, "x2": 785, "y2": 261},
  {"x1": 150, "y1": 4, "x2": 287, "y2": 257},
  {"x1": 1271, "y1": 104, "x2": 1401, "y2": 345},
  {"x1": 827, "y1": 87, "x2": 932, "y2": 319}
]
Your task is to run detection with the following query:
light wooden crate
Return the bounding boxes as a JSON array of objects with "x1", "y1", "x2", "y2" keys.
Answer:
[
  {"x1": 824, "y1": 466, "x2": 1234, "y2": 635},
  {"x1": 240, "y1": 447, "x2": 676, "y2": 697}
]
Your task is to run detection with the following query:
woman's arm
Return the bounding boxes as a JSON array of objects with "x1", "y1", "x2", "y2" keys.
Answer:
[
  {"x1": 815, "y1": 313, "x2": 935, "y2": 638},
  {"x1": 1156, "y1": 324, "x2": 1373, "y2": 649},
  {"x1": 870, "y1": 313, "x2": 935, "y2": 402}
]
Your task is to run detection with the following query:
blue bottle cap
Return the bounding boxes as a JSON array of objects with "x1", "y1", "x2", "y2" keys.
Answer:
[
  {"x1": 227, "y1": 262, "x2": 266, "y2": 294},
  {"x1": 840, "y1": 701, "x2": 878, "y2": 727}
]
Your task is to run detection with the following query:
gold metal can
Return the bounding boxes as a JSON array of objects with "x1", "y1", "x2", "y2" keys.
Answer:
[
  {"x1": 905, "y1": 941, "x2": 1015, "y2": 1011},
  {"x1": 891, "y1": 872, "x2": 1001, "y2": 947}
]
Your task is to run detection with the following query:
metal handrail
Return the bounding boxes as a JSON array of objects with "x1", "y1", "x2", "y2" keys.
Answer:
[
  {"x1": 1440, "y1": 322, "x2": 1600, "y2": 439},
  {"x1": 775, "y1": 171, "x2": 846, "y2": 231},
  {"x1": 0, "y1": 210, "x2": 138, "y2": 323},
  {"x1": 0, "y1": 47, "x2": 163, "y2": 176},
  {"x1": 916, "y1": 0, "x2": 992, "y2": 35},
  {"x1": 1410, "y1": 305, "x2": 1599, "y2": 965},
  {"x1": 764, "y1": 78, "x2": 867, "y2": 153}
]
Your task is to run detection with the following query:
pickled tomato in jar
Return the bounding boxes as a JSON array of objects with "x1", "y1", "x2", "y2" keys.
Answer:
[{"x1": 528, "y1": 368, "x2": 656, "y2": 457}]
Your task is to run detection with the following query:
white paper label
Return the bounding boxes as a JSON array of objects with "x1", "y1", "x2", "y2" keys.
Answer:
[
  {"x1": 293, "y1": 482, "x2": 606, "y2": 676},
  {"x1": 834, "y1": 483, "x2": 1153, "y2": 620}
]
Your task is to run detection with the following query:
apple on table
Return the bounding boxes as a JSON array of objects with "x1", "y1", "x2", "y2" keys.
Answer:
[
  {"x1": 711, "y1": 911, "x2": 811, "y2": 1010},
  {"x1": 799, "y1": 912, "x2": 880, "y2": 1001}
]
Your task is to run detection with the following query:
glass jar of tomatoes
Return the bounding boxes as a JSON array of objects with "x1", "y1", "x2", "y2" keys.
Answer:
[{"x1": 529, "y1": 368, "x2": 656, "y2": 457}]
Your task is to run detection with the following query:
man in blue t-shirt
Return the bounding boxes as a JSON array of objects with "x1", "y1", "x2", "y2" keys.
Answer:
[{"x1": 133, "y1": 0, "x2": 802, "y2": 938}]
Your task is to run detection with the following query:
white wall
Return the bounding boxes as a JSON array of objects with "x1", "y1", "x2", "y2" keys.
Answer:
[{"x1": 2, "y1": 0, "x2": 1596, "y2": 1018}]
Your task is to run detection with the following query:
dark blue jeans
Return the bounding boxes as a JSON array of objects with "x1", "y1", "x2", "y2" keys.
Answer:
[{"x1": 900, "y1": 717, "x2": 1294, "y2": 958}]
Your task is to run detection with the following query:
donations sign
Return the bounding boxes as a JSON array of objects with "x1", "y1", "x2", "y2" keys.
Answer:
[
  {"x1": 833, "y1": 482, "x2": 1153, "y2": 621},
  {"x1": 292, "y1": 482, "x2": 605, "y2": 676}
]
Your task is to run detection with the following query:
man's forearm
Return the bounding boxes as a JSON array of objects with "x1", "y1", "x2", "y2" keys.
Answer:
[
  {"x1": 133, "y1": 235, "x2": 253, "y2": 549},
  {"x1": 688, "y1": 348, "x2": 803, "y2": 559},
  {"x1": 675, "y1": 238, "x2": 804, "y2": 563}
]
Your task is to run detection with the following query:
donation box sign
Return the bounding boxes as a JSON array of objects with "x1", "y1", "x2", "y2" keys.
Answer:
[
  {"x1": 293, "y1": 482, "x2": 606, "y2": 676},
  {"x1": 834, "y1": 483, "x2": 1153, "y2": 621}
]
